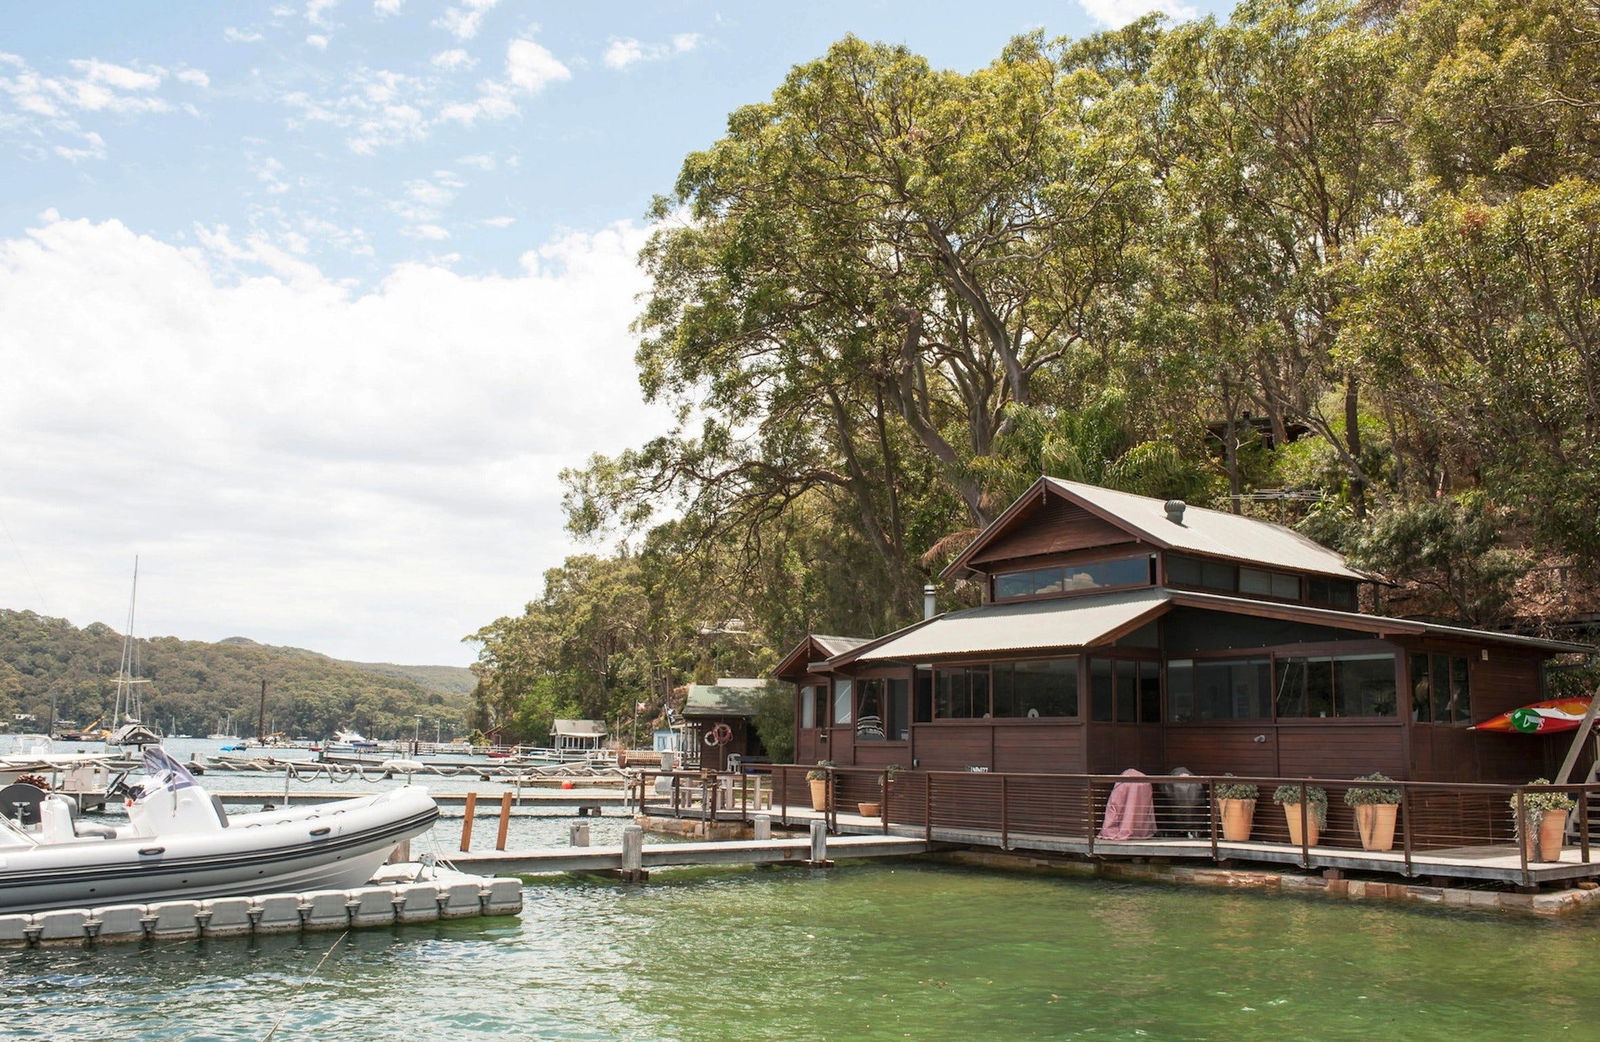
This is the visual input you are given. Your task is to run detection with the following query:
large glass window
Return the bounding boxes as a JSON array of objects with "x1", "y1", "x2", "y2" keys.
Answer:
[
  {"x1": 995, "y1": 556, "x2": 1150, "y2": 600},
  {"x1": 1091, "y1": 659, "x2": 1114, "y2": 721},
  {"x1": 994, "y1": 659, "x2": 1079, "y2": 718},
  {"x1": 934, "y1": 666, "x2": 989, "y2": 718},
  {"x1": 888, "y1": 677, "x2": 910, "y2": 740},
  {"x1": 832, "y1": 679, "x2": 853, "y2": 726},
  {"x1": 1277, "y1": 653, "x2": 1395, "y2": 718},
  {"x1": 1412, "y1": 653, "x2": 1472, "y2": 723},
  {"x1": 801, "y1": 685, "x2": 819, "y2": 729},
  {"x1": 856, "y1": 679, "x2": 885, "y2": 740},
  {"x1": 854, "y1": 677, "x2": 910, "y2": 740},
  {"x1": 1167, "y1": 658, "x2": 1271, "y2": 721},
  {"x1": 1308, "y1": 576, "x2": 1358, "y2": 610}
]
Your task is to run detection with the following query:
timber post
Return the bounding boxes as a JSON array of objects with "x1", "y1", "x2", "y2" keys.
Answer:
[
  {"x1": 620, "y1": 824, "x2": 647, "y2": 883},
  {"x1": 807, "y1": 818, "x2": 832, "y2": 867}
]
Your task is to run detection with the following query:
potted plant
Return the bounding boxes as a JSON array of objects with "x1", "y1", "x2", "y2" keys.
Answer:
[
  {"x1": 1214, "y1": 775, "x2": 1258, "y2": 841},
  {"x1": 1511, "y1": 779, "x2": 1576, "y2": 863},
  {"x1": 858, "y1": 764, "x2": 901, "y2": 818},
  {"x1": 1344, "y1": 772, "x2": 1402, "y2": 851},
  {"x1": 1272, "y1": 783, "x2": 1327, "y2": 847},
  {"x1": 806, "y1": 760, "x2": 834, "y2": 812}
]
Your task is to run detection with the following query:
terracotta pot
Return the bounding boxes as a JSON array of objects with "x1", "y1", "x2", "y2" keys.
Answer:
[
  {"x1": 1283, "y1": 803, "x2": 1320, "y2": 847},
  {"x1": 1539, "y1": 808, "x2": 1569, "y2": 863},
  {"x1": 808, "y1": 777, "x2": 829, "y2": 811},
  {"x1": 858, "y1": 801, "x2": 881, "y2": 817},
  {"x1": 1355, "y1": 803, "x2": 1398, "y2": 851},
  {"x1": 1218, "y1": 798, "x2": 1255, "y2": 842}
]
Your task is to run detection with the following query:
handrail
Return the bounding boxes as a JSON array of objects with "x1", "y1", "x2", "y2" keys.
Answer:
[{"x1": 634, "y1": 765, "x2": 1596, "y2": 877}]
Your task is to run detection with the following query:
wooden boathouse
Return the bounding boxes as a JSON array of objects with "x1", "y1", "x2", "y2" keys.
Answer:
[{"x1": 734, "y1": 478, "x2": 1600, "y2": 885}]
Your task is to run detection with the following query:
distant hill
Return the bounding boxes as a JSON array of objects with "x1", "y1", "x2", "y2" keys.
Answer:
[
  {"x1": 336, "y1": 661, "x2": 476, "y2": 696},
  {"x1": 0, "y1": 609, "x2": 474, "y2": 741}
]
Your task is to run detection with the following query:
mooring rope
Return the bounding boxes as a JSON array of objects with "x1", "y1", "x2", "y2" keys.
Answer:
[{"x1": 259, "y1": 928, "x2": 349, "y2": 1042}]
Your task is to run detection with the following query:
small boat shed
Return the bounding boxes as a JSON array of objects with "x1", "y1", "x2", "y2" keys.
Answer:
[
  {"x1": 684, "y1": 678, "x2": 775, "y2": 770},
  {"x1": 549, "y1": 719, "x2": 607, "y2": 759}
]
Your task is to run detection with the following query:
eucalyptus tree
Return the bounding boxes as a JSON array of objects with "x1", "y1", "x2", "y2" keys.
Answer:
[
  {"x1": 566, "y1": 30, "x2": 1156, "y2": 622},
  {"x1": 1340, "y1": 183, "x2": 1600, "y2": 569},
  {"x1": 1143, "y1": 0, "x2": 1409, "y2": 512}
]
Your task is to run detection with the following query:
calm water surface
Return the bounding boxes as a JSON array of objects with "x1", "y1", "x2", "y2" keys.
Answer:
[{"x1": 3, "y1": 857, "x2": 1597, "y2": 1042}]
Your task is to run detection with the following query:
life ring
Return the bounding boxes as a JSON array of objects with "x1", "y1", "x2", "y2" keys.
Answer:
[{"x1": 703, "y1": 722, "x2": 733, "y2": 747}]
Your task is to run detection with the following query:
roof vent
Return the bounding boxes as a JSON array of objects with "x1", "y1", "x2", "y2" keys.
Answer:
[{"x1": 1164, "y1": 499, "x2": 1187, "y2": 524}]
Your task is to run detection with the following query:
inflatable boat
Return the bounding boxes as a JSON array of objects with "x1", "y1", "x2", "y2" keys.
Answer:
[{"x1": 0, "y1": 747, "x2": 438, "y2": 914}]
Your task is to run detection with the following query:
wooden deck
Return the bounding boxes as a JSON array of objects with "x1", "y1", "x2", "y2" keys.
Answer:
[
  {"x1": 450, "y1": 833, "x2": 930, "y2": 875},
  {"x1": 633, "y1": 767, "x2": 1600, "y2": 890}
]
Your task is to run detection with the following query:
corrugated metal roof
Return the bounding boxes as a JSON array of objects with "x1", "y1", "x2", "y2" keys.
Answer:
[
  {"x1": 684, "y1": 678, "x2": 773, "y2": 716},
  {"x1": 1044, "y1": 478, "x2": 1366, "y2": 580},
  {"x1": 814, "y1": 634, "x2": 872, "y2": 657},
  {"x1": 856, "y1": 588, "x2": 1171, "y2": 662}
]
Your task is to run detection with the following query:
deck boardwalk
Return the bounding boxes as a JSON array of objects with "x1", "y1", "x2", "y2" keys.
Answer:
[
  {"x1": 818, "y1": 818, "x2": 1598, "y2": 887},
  {"x1": 450, "y1": 833, "x2": 930, "y2": 875}
]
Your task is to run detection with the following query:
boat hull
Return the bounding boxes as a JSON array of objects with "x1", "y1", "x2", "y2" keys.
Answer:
[{"x1": 0, "y1": 787, "x2": 438, "y2": 914}]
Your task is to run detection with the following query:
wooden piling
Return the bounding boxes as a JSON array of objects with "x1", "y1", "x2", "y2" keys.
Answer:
[
  {"x1": 753, "y1": 814, "x2": 771, "y2": 841},
  {"x1": 569, "y1": 822, "x2": 590, "y2": 847},
  {"x1": 620, "y1": 825, "x2": 647, "y2": 883},
  {"x1": 460, "y1": 791, "x2": 477, "y2": 852},
  {"x1": 807, "y1": 819, "x2": 832, "y2": 867},
  {"x1": 496, "y1": 791, "x2": 513, "y2": 851}
]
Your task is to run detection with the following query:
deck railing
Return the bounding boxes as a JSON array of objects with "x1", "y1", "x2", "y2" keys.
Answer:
[{"x1": 630, "y1": 765, "x2": 1597, "y2": 883}]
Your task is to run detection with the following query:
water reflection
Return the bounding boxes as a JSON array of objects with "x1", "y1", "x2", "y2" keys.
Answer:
[{"x1": 3, "y1": 863, "x2": 1599, "y2": 1041}]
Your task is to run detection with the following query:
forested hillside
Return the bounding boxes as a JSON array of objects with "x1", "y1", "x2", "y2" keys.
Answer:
[
  {"x1": 470, "y1": 0, "x2": 1600, "y2": 744},
  {"x1": 0, "y1": 610, "x2": 472, "y2": 741}
]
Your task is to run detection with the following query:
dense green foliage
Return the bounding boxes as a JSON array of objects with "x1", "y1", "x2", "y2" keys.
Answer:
[
  {"x1": 472, "y1": 0, "x2": 1600, "y2": 744},
  {"x1": 0, "y1": 610, "x2": 470, "y2": 741}
]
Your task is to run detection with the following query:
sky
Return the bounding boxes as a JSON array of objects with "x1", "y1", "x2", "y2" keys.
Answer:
[{"x1": 0, "y1": 0, "x2": 1230, "y2": 668}]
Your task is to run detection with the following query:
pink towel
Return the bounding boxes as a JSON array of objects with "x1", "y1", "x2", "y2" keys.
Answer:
[{"x1": 1098, "y1": 768, "x2": 1156, "y2": 840}]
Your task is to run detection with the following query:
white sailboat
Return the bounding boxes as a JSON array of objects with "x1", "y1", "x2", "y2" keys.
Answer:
[{"x1": 106, "y1": 558, "x2": 160, "y2": 747}]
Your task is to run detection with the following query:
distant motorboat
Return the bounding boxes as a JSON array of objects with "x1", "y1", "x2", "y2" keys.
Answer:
[
  {"x1": 331, "y1": 730, "x2": 380, "y2": 750},
  {"x1": 0, "y1": 747, "x2": 438, "y2": 914}
]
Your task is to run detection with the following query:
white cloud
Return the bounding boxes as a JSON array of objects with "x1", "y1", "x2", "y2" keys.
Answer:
[
  {"x1": 0, "y1": 215, "x2": 663, "y2": 665},
  {"x1": 307, "y1": 34, "x2": 330, "y2": 50},
  {"x1": 305, "y1": 0, "x2": 338, "y2": 28},
  {"x1": 431, "y1": 48, "x2": 473, "y2": 70},
  {"x1": 482, "y1": 216, "x2": 514, "y2": 228},
  {"x1": 406, "y1": 223, "x2": 450, "y2": 240},
  {"x1": 435, "y1": 0, "x2": 498, "y2": 40},
  {"x1": 374, "y1": 0, "x2": 403, "y2": 14},
  {"x1": 224, "y1": 27, "x2": 265, "y2": 43},
  {"x1": 603, "y1": 32, "x2": 702, "y2": 70},
  {"x1": 73, "y1": 59, "x2": 163, "y2": 92},
  {"x1": 506, "y1": 38, "x2": 569, "y2": 92},
  {"x1": 175, "y1": 68, "x2": 211, "y2": 88},
  {"x1": 1075, "y1": 0, "x2": 1196, "y2": 27}
]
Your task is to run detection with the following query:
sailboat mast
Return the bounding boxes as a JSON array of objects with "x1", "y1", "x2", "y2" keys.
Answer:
[{"x1": 114, "y1": 556, "x2": 141, "y2": 728}]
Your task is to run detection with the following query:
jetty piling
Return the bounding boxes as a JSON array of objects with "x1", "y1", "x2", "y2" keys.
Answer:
[
  {"x1": 460, "y1": 791, "x2": 477, "y2": 851},
  {"x1": 807, "y1": 819, "x2": 832, "y2": 867},
  {"x1": 496, "y1": 791, "x2": 513, "y2": 850},
  {"x1": 570, "y1": 822, "x2": 590, "y2": 847},
  {"x1": 620, "y1": 825, "x2": 647, "y2": 883}
]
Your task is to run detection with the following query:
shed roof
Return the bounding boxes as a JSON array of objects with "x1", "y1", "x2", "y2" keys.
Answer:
[
  {"x1": 849, "y1": 587, "x2": 1592, "y2": 665},
  {"x1": 854, "y1": 588, "x2": 1169, "y2": 663},
  {"x1": 943, "y1": 478, "x2": 1365, "y2": 582},
  {"x1": 550, "y1": 719, "x2": 606, "y2": 737},
  {"x1": 684, "y1": 678, "x2": 773, "y2": 717}
]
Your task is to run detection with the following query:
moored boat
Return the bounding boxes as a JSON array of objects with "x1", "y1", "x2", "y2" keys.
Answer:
[{"x1": 0, "y1": 747, "x2": 438, "y2": 914}]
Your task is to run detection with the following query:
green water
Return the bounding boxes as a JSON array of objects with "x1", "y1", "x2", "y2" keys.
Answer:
[{"x1": 4, "y1": 862, "x2": 1597, "y2": 1041}]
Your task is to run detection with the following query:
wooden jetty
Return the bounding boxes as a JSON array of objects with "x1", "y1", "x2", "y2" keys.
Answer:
[{"x1": 453, "y1": 823, "x2": 929, "y2": 878}]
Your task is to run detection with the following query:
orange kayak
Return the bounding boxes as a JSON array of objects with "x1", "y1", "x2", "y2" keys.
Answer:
[{"x1": 1471, "y1": 698, "x2": 1594, "y2": 734}]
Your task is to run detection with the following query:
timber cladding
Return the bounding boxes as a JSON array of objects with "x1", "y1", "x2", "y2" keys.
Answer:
[{"x1": 968, "y1": 498, "x2": 1138, "y2": 567}]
